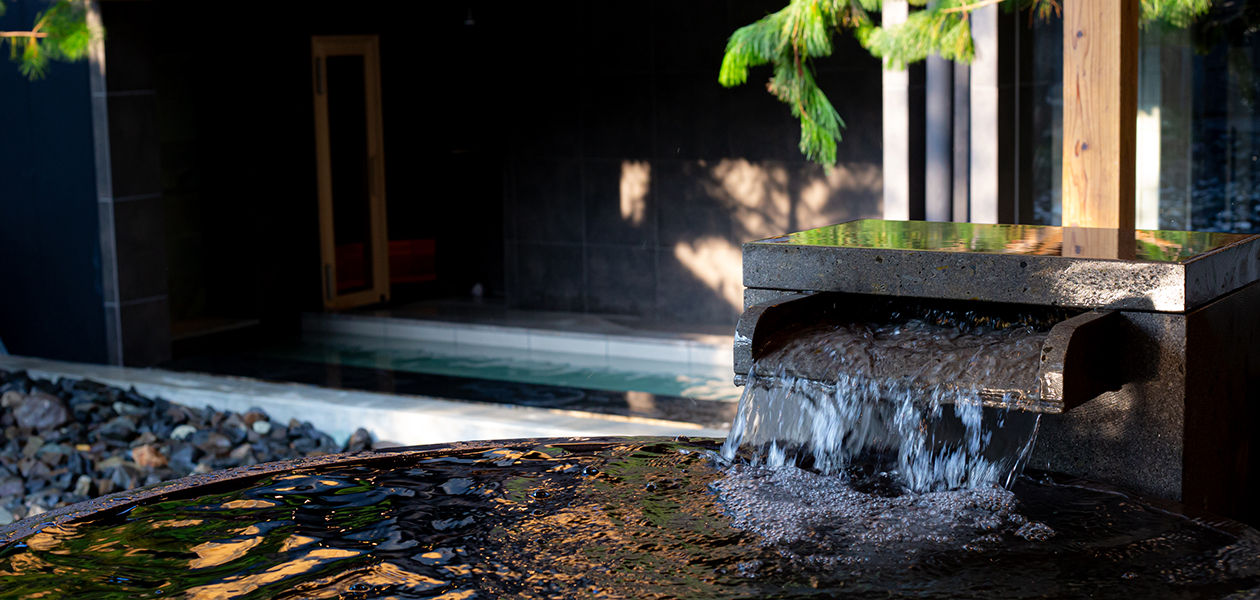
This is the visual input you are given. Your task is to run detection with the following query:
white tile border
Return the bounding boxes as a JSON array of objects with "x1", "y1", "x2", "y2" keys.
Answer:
[
  {"x1": 455, "y1": 326, "x2": 530, "y2": 349},
  {"x1": 304, "y1": 313, "x2": 735, "y2": 368},
  {"x1": 0, "y1": 356, "x2": 727, "y2": 448}
]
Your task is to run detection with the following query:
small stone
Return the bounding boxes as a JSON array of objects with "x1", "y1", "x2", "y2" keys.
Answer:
[
  {"x1": 19, "y1": 459, "x2": 49, "y2": 480},
  {"x1": 38, "y1": 447, "x2": 65, "y2": 468},
  {"x1": 170, "y1": 424, "x2": 197, "y2": 440},
  {"x1": 167, "y1": 443, "x2": 200, "y2": 474},
  {"x1": 97, "y1": 416, "x2": 137, "y2": 441},
  {"x1": 131, "y1": 445, "x2": 168, "y2": 469},
  {"x1": 95, "y1": 455, "x2": 127, "y2": 470},
  {"x1": 228, "y1": 443, "x2": 252, "y2": 461},
  {"x1": 111, "y1": 401, "x2": 147, "y2": 417},
  {"x1": 95, "y1": 478, "x2": 116, "y2": 496},
  {"x1": 347, "y1": 428, "x2": 372, "y2": 453},
  {"x1": 73, "y1": 474, "x2": 92, "y2": 496},
  {"x1": 0, "y1": 477, "x2": 23, "y2": 497},
  {"x1": 268, "y1": 423, "x2": 287, "y2": 441},
  {"x1": 0, "y1": 506, "x2": 12, "y2": 526},
  {"x1": 200, "y1": 432, "x2": 233, "y2": 456},
  {"x1": 0, "y1": 391, "x2": 23, "y2": 408},
  {"x1": 21, "y1": 436, "x2": 45, "y2": 458},
  {"x1": 109, "y1": 466, "x2": 135, "y2": 491},
  {"x1": 130, "y1": 431, "x2": 158, "y2": 447},
  {"x1": 224, "y1": 412, "x2": 247, "y2": 428},
  {"x1": 50, "y1": 470, "x2": 73, "y2": 491},
  {"x1": 242, "y1": 410, "x2": 268, "y2": 428},
  {"x1": 251, "y1": 420, "x2": 272, "y2": 435},
  {"x1": 14, "y1": 391, "x2": 70, "y2": 431}
]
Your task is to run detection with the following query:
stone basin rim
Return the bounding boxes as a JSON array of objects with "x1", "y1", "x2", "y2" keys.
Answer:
[{"x1": 3, "y1": 435, "x2": 1256, "y2": 550}]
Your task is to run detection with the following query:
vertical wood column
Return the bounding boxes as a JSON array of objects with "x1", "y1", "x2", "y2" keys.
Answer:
[
  {"x1": 882, "y1": 0, "x2": 910, "y2": 221},
  {"x1": 1062, "y1": 0, "x2": 1139, "y2": 230}
]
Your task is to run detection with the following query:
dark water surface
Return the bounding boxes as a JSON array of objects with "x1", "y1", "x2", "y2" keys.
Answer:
[{"x1": 1, "y1": 439, "x2": 1257, "y2": 599}]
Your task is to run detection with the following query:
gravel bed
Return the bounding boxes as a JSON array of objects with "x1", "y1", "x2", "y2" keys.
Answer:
[{"x1": 0, "y1": 369, "x2": 389, "y2": 526}]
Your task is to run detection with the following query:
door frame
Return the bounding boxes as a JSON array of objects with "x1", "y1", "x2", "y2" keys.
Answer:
[{"x1": 312, "y1": 34, "x2": 390, "y2": 310}]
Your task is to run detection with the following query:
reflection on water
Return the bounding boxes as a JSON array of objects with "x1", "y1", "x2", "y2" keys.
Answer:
[
  {"x1": 763, "y1": 219, "x2": 1255, "y2": 262},
  {"x1": 1, "y1": 439, "x2": 1258, "y2": 598},
  {"x1": 259, "y1": 334, "x2": 743, "y2": 403}
]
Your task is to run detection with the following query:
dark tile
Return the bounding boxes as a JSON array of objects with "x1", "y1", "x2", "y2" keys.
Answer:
[
  {"x1": 727, "y1": 83, "x2": 805, "y2": 162},
  {"x1": 120, "y1": 297, "x2": 172, "y2": 367},
  {"x1": 579, "y1": 3, "x2": 653, "y2": 72},
  {"x1": 114, "y1": 195, "x2": 169, "y2": 301},
  {"x1": 814, "y1": 70, "x2": 884, "y2": 164},
  {"x1": 729, "y1": 0, "x2": 791, "y2": 28},
  {"x1": 100, "y1": 1, "x2": 156, "y2": 92},
  {"x1": 655, "y1": 160, "x2": 732, "y2": 246},
  {"x1": 503, "y1": 240, "x2": 520, "y2": 301},
  {"x1": 653, "y1": 0, "x2": 731, "y2": 71},
  {"x1": 813, "y1": 32, "x2": 884, "y2": 74},
  {"x1": 582, "y1": 72, "x2": 654, "y2": 160},
  {"x1": 513, "y1": 159, "x2": 583, "y2": 243},
  {"x1": 655, "y1": 73, "x2": 730, "y2": 160},
  {"x1": 510, "y1": 91, "x2": 581, "y2": 159},
  {"x1": 587, "y1": 245, "x2": 655, "y2": 316},
  {"x1": 656, "y1": 248, "x2": 740, "y2": 326},
  {"x1": 584, "y1": 159, "x2": 656, "y2": 246},
  {"x1": 107, "y1": 94, "x2": 163, "y2": 198},
  {"x1": 511, "y1": 242, "x2": 584, "y2": 312}
]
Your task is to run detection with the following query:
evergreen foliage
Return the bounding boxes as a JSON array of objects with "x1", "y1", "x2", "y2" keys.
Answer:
[
  {"x1": 721, "y1": 0, "x2": 1214, "y2": 168},
  {"x1": 0, "y1": 0, "x2": 97, "y2": 79}
]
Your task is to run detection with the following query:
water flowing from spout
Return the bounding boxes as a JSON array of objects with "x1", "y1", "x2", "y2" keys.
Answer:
[{"x1": 722, "y1": 315, "x2": 1048, "y2": 492}]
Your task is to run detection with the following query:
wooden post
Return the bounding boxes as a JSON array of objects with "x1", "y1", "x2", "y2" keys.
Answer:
[{"x1": 1062, "y1": 0, "x2": 1139, "y2": 231}]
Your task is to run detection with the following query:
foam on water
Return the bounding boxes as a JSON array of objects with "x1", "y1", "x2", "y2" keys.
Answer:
[{"x1": 722, "y1": 314, "x2": 1048, "y2": 492}]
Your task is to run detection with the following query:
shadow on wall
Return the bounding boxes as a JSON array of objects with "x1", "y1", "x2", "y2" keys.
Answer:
[
  {"x1": 667, "y1": 159, "x2": 883, "y2": 312},
  {"x1": 503, "y1": 155, "x2": 882, "y2": 327}
]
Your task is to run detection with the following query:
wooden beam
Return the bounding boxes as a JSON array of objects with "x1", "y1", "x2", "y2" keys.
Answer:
[{"x1": 1062, "y1": 0, "x2": 1139, "y2": 230}]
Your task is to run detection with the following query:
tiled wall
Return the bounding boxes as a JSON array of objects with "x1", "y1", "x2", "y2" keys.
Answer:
[
  {"x1": 503, "y1": 1, "x2": 885, "y2": 326},
  {"x1": 100, "y1": 2, "x2": 171, "y2": 367}
]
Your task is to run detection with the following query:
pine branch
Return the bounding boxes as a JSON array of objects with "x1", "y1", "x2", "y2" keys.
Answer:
[
  {"x1": 1, "y1": 0, "x2": 97, "y2": 79},
  {"x1": 722, "y1": 0, "x2": 1213, "y2": 168},
  {"x1": 720, "y1": 0, "x2": 874, "y2": 168}
]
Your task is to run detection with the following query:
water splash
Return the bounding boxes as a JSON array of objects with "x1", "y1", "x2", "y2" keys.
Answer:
[{"x1": 722, "y1": 316, "x2": 1047, "y2": 492}]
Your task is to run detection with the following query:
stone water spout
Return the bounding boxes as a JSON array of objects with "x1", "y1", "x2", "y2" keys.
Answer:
[{"x1": 733, "y1": 219, "x2": 1260, "y2": 526}]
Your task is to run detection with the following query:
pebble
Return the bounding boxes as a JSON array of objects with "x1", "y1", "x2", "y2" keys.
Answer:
[
  {"x1": 1, "y1": 391, "x2": 23, "y2": 409},
  {"x1": 14, "y1": 392, "x2": 69, "y2": 431},
  {"x1": 131, "y1": 445, "x2": 168, "y2": 469},
  {"x1": 170, "y1": 424, "x2": 197, "y2": 440},
  {"x1": 73, "y1": 475, "x2": 92, "y2": 496},
  {"x1": 0, "y1": 369, "x2": 383, "y2": 524}
]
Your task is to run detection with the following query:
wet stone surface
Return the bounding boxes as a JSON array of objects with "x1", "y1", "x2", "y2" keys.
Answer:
[{"x1": 0, "y1": 369, "x2": 389, "y2": 526}]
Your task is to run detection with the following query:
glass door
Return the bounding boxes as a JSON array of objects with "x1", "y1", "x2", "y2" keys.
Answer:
[{"x1": 312, "y1": 35, "x2": 389, "y2": 310}]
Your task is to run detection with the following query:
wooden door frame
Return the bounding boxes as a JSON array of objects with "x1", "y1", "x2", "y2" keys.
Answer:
[{"x1": 312, "y1": 34, "x2": 390, "y2": 310}]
